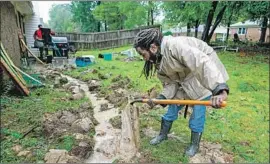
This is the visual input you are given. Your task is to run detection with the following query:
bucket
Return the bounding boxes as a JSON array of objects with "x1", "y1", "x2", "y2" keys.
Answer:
[
  {"x1": 75, "y1": 57, "x2": 92, "y2": 67},
  {"x1": 103, "y1": 53, "x2": 112, "y2": 61}
]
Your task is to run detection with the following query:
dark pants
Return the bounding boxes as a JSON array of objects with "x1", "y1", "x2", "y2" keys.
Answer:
[{"x1": 39, "y1": 47, "x2": 44, "y2": 59}]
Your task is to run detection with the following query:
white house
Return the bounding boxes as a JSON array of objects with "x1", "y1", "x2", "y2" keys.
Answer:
[{"x1": 24, "y1": 1, "x2": 42, "y2": 55}]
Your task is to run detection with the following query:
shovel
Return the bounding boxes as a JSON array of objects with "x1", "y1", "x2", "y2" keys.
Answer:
[{"x1": 130, "y1": 99, "x2": 227, "y2": 107}]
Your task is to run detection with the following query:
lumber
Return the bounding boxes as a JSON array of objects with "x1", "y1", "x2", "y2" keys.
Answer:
[
  {"x1": 0, "y1": 45, "x2": 27, "y2": 86},
  {"x1": 19, "y1": 39, "x2": 46, "y2": 65},
  {"x1": 0, "y1": 59, "x2": 29, "y2": 96}
]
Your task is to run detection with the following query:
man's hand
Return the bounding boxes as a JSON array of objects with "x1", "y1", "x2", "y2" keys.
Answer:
[
  {"x1": 211, "y1": 90, "x2": 228, "y2": 108},
  {"x1": 147, "y1": 98, "x2": 157, "y2": 109}
]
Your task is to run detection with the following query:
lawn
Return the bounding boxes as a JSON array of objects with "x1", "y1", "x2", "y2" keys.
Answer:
[
  {"x1": 1, "y1": 45, "x2": 268, "y2": 163},
  {"x1": 66, "y1": 46, "x2": 269, "y2": 163}
]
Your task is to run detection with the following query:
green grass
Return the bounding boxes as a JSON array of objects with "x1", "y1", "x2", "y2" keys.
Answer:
[
  {"x1": 65, "y1": 46, "x2": 162, "y2": 93},
  {"x1": 65, "y1": 48, "x2": 269, "y2": 163},
  {"x1": 0, "y1": 87, "x2": 88, "y2": 163}
]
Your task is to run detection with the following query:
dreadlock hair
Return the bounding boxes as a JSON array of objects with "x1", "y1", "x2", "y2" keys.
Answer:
[{"x1": 133, "y1": 28, "x2": 163, "y2": 79}]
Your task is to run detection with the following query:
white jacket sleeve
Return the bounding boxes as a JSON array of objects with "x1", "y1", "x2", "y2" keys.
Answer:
[
  {"x1": 157, "y1": 73, "x2": 178, "y2": 99},
  {"x1": 172, "y1": 43, "x2": 226, "y2": 92}
]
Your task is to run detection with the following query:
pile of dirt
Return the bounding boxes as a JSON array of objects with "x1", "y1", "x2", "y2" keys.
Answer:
[
  {"x1": 87, "y1": 80, "x2": 101, "y2": 93},
  {"x1": 109, "y1": 115, "x2": 121, "y2": 129},
  {"x1": 43, "y1": 103, "x2": 97, "y2": 162},
  {"x1": 189, "y1": 141, "x2": 234, "y2": 163},
  {"x1": 38, "y1": 68, "x2": 99, "y2": 162},
  {"x1": 100, "y1": 103, "x2": 110, "y2": 112},
  {"x1": 43, "y1": 102, "x2": 97, "y2": 138},
  {"x1": 110, "y1": 75, "x2": 131, "y2": 90},
  {"x1": 105, "y1": 89, "x2": 129, "y2": 108}
]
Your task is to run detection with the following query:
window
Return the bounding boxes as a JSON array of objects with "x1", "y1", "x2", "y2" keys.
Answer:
[{"x1": 238, "y1": 28, "x2": 246, "y2": 35}]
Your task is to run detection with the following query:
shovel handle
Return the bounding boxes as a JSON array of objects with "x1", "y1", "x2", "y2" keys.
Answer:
[{"x1": 141, "y1": 99, "x2": 227, "y2": 107}]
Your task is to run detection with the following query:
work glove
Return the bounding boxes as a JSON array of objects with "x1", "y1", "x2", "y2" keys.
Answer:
[
  {"x1": 211, "y1": 90, "x2": 228, "y2": 108},
  {"x1": 147, "y1": 94, "x2": 167, "y2": 109}
]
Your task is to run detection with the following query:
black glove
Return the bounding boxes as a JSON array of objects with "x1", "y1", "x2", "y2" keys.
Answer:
[
  {"x1": 211, "y1": 83, "x2": 229, "y2": 108},
  {"x1": 147, "y1": 94, "x2": 167, "y2": 109}
]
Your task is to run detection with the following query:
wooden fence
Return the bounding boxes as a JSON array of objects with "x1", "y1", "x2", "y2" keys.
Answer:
[{"x1": 56, "y1": 25, "x2": 161, "y2": 50}]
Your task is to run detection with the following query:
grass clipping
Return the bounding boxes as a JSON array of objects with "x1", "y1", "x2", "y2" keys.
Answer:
[{"x1": 119, "y1": 102, "x2": 140, "y2": 161}]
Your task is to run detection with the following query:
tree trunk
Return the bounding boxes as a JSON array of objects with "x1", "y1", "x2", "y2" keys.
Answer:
[
  {"x1": 259, "y1": 16, "x2": 268, "y2": 43},
  {"x1": 151, "y1": 9, "x2": 154, "y2": 25},
  {"x1": 97, "y1": 1, "x2": 101, "y2": 32},
  {"x1": 226, "y1": 2, "x2": 238, "y2": 43},
  {"x1": 105, "y1": 21, "x2": 107, "y2": 31},
  {"x1": 147, "y1": 9, "x2": 150, "y2": 26},
  {"x1": 201, "y1": 1, "x2": 218, "y2": 42},
  {"x1": 207, "y1": 5, "x2": 227, "y2": 43},
  {"x1": 187, "y1": 22, "x2": 191, "y2": 36},
  {"x1": 269, "y1": 19, "x2": 270, "y2": 43},
  {"x1": 226, "y1": 22, "x2": 231, "y2": 43},
  {"x1": 194, "y1": 20, "x2": 200, "y2": 38}
]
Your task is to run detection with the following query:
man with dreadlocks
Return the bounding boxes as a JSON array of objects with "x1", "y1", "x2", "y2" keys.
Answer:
[{"x1": 133, "y1": 28, "x2": 229, "y2": 157}]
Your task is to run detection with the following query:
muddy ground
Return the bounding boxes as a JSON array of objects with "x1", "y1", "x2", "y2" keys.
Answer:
[{"x1": 10, "y1": 64, "x2": 234, "y2": 163}]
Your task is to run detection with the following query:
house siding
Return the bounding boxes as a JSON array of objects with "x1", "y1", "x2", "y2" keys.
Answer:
[
  {"x1": 231, "y1": 27, "x2": 270, "y2": 42},
  {"x1": 0, "y1": 1, "x2": 21, "y2": 66},
  {"x1": 24, "y1": 1, "x2": 41, "y2": 56}
]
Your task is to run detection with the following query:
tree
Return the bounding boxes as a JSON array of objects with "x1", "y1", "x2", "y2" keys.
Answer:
[
  {"x1": 92, "y1": 2, "x2": 124, "y2": 31},
  {"x1": 222, "y1": 2, "x2": 245, "y2": 43},
  {"x1": 142, "y1": 1, "x2": 161, "y2": 26},
  {"x1": 162, "y1": 1, "x2": 210, "y2": 38},
  {"x1": 48, "y1": 4, "x2": 75, "y2": 32},
  {"x1": 70, "y1": 1, "x2": 100, "y2": 32},
  {"x1": 245, "y1": 2, "x2": 270, "y2": 43},
  {"x1": 201, "y1": 1, "x2": 218, "y2": 42},
  {"x1": 93, "y1": 1, "x2": 152, "y2": 31}
]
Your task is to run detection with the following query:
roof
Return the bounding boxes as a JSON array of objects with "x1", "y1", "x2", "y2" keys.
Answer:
[
  {"x1": 215, "y1": 26, "x2": 227, "y2": 34},
  {"x1": 163, "y1": 25, "x2": 227, "y2": 34},
  {"x1": 230, "y1": 20, "x2": 260, "y2": 28},
  {"x1": 11, "y1": 1, "x2": 33, "y2": 15}
]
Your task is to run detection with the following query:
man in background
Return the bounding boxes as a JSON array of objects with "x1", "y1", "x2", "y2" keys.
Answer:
[{"x1": 33, "y1": 24, "x2": 44, "y2": 60}]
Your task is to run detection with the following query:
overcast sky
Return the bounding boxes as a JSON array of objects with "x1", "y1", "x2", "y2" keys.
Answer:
[
  {"x1": 35, "y1": 1, "x2": 164, "y2": 24},
  {"x1": 35, "y1": 1, "x2": 71, "y2": 23}
]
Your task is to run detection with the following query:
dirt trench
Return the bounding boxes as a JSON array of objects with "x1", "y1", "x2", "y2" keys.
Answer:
[{"x1": 62, "y1": 75, "x2": 139, "y2": 163}]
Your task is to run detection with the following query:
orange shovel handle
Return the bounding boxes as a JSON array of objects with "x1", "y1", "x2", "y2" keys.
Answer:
[{"x1": 142, "y1": 99, "x2": 227, "y2": 107}]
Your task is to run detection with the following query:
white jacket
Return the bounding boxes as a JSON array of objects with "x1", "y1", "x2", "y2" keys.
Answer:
[{"x1": 157, "y1": 36, "x2": 229, "y2": 100}]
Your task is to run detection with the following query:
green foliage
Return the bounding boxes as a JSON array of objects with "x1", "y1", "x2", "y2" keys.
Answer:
[
  {"x1": 162, "y1": 1, "x2": 210, "y2": 27},
  {"x1": 48, "y1": 4, "x2": 75, "y2": 32},
  {"x1": 92, "y1": 1, "x2": 160, "y2": 31},
  {"x1": 245, "y1": 1, "x2": 270, "y2": 20},
  {"x1": 70, "y1": 1, "x2": 100, "y2": 32},
  {"x1": 57, "y1": 135, "x2": 75, "y2": 151}
]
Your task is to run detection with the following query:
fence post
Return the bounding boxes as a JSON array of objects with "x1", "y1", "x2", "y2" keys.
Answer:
[{"x1": 117, "y1": 30, "x2": 120, "y2": 47}]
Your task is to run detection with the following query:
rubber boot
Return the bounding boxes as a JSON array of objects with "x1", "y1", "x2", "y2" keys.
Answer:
[
  {"x1": 185, "y1": 131, "x2": 202, "y2": 157},
  {"x1": 150, "y1": 118, "x2": 173, "y2": 145}
]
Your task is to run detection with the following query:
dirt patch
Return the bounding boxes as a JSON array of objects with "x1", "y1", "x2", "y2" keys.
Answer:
[
  {"x1": 100, "y1": 103, "x2": 110, "y2": 112},
  {"x1": 43, "y1": 103, "x2": 96, "y2": 138},
  {"x1": 109, "y1": 115, "x2": 122, "y2": 129},
  {"x1": 70, "y1": 140, "x2": 95, "y2": 159},
  {"x1": 44, "y1": 149, "x2": 81, "y2": 163},
  {"x1": 105, "y1": 89, "x2": 129, "y2": 108},
  {"x1": 110, "y1": 76, "x2": 131, "y2": 90},
  {"x1": 189, "y1": 141, "x2": 234, "y2": 163},
  {"x1": 142, "y1": 127, "x2": 233, "y2": 163},
  {"x1": 88, "y1": 80, "x2": 101, "y2": 92}
]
